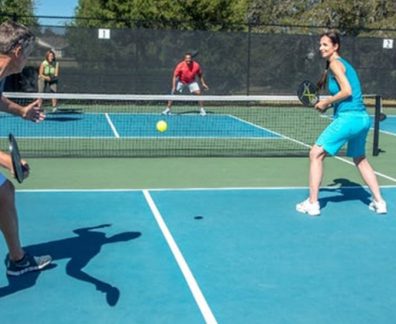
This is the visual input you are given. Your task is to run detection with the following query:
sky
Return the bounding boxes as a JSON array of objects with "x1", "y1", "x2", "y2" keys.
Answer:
[{"x1": 34, "y1": 0, "x2": 79, "y2": 25}]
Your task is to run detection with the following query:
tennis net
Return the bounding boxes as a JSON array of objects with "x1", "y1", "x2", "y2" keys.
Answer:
[{"x1": 1, "y1": 92, "x2": 382, "y2": 158}]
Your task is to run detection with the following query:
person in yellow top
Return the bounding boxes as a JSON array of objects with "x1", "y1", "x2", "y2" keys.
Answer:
[{"x1": 38, "y1": 50, "x2": 59, "y2": 111}]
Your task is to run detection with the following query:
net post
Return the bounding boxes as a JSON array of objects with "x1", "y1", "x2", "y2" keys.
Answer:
[{"x1": 372, "y1": 95, "x2": 381, "y2": 156}]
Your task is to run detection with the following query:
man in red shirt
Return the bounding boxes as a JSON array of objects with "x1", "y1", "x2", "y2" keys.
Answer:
[{"x1": 162, "y1": 52, "x2": 209, "y2": 116}]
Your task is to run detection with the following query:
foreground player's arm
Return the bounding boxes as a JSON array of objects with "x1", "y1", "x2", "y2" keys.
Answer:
[
  {"x1": 0, "y1": 150, "x2": 29, "y2": 177},
  {"x1": 315, "y1": 60, "x2": 351, "y2": 111},
  {"x1": 0, "y1": 150, "x2": 12, "y2": 171},
  {"x1": 0, "y1": 149, "x2": 30, "y2": 178},
  {"x1": 0, "y1": 95, "x2": 45, "y2": 122}
]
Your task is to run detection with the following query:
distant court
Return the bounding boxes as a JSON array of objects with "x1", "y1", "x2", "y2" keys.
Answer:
[{"x1": 0, "y1": 113, "x2": 281, "y2": 139}]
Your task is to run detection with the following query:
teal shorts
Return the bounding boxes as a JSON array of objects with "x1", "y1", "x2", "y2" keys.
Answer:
[{"x1": 316, "y1": 112, "x2": 370, "y2": 157}]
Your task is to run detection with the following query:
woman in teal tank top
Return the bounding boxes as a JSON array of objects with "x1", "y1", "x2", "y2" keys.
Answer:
[{"x1": 296, "y1": 30, "x2": 387, "y2": 216}]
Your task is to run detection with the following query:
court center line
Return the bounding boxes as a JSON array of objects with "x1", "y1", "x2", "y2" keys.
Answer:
[
  {"x1": 142, "y1": 189, "x2": 218, "y2": 324},
  {"x1": 105, "y1": 113, "x2": 120, "y2": 138}
]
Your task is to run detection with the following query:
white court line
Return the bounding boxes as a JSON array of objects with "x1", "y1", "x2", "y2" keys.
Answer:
[
  {"x1": 105, "y1": 113, "x2": 120, "y2": 138},
  {"x1": 17, "y1": 184, "x2": 396, "y2": 193},
  {"x1": 142, "y1": 190, "x2": 218, "y2": 324},
  {"x1": 229, "y1": 111, "x2": 396, "y2": 184},
  {"x1": 230, "y1": 116, "x2": 396, "y2": 184},
  {"x1": 227, "y1": 114, "x2": 312, "y2": 148},
  {"x1": 144, "y1": 185, "x2": 396, "y2": 191},
  {"x1": 380, "y1": 130, "x2": 396, "y2": 137},
  {"x1": 227, "y1": 114, "x2": 283, "y2": 138},
  {"x1": 333, "y1": 155, "x2": 396, "y2": 183}
]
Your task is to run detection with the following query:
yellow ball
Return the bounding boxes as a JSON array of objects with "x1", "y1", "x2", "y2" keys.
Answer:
[{"x1": 156, "y1": 120, "x2": 168, "y2": 132}]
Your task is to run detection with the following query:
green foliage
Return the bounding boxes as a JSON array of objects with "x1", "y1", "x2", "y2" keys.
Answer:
[
  {"x1": 298, "y1": 0, "x2": 396, "y2": 34},
  {"x1": 71, "y1": 0, "x2": 396, "y2": 35},
  {"x1": 0, "y1": 0, "x2": 38, "y2": 26},
  {"x1": 248, "y1": 0, "x2": 396, "y2": 35},
  {"x1": 176, "y1": 0, "x2": 248, "y2": 30},
  {"x1": 75, "y1": 0, "x2": 248, "y2": 31}
]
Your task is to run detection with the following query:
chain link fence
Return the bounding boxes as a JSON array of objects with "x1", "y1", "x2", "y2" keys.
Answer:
[{"x1": 3, "y1": 20, "x2": 396, "y2": 99}]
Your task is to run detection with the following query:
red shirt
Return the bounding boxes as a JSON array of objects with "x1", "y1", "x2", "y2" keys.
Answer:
[{"x1": 173, "y1": 61, "x2": 202, "y2": 84}]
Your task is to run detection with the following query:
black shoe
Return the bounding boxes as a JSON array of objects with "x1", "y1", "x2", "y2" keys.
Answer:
[{"x1": 6, "y1": 253, "x2": 52, "y2": 276}]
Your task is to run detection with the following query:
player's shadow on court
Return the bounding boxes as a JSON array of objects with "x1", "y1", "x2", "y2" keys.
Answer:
[
  {"x1": 0, "y1": 224, "x2": 141, "y2": 307},
  {"x1": 319, "y1": 178, "x2": 372, "y2": 208}
]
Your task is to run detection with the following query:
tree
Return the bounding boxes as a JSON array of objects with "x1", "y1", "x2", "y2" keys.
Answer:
[
  {"x1": 248, "y1": 0, "x2": 396, "y2": 35},
  {"x1": 0, "y1": 0, "x2": 38, "y2": 26},
  {"x1": 176, "y1": 0, "x2": 248, "y2": 31},
  {"x1": 295, "y1": 0, "x2": 396, "y2": 35},
  {"x1": 74, "y1": 0, "x2": 248, "y2": 31}
]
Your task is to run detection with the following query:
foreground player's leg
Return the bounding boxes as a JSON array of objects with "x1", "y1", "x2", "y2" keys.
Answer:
[
  {"x1": 0, "y1": 180, "x2": 52, "y2": 276},
  {"x1": 354, "y1": 156, "x2": 387, "y2": 214},
  {"x1": 296, "y1": 145, "x2": 325, "y2": 216}
]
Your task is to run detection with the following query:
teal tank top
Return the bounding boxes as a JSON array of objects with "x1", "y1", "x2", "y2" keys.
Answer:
[{"x1": 327, "y1": 57, "x2": 366, "y2": 116}]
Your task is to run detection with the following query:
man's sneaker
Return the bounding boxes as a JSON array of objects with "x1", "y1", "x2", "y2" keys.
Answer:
[
  {"x1": 6, "y1": 253, "x2": 52, "y2": 276},
  {"x1": 296, "y1": 199, "x2": 320, "y2": 216},
  {"x1": 199, "y1": 108, "x2": 206, "y2": 116},
  {"x1": 162, "y1": 108, "x2": 171, "y2": 115},
  {"x1": 369, "y1": 199, "x2": 387, "y2": 214}
]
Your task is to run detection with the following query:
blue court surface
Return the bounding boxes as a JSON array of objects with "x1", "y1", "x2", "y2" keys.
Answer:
[
  {"x1": 378, "y1": 115, "x2": 396, "y2": 136},
  {"x1": 0, "y1": 113, "x2": 280, "y2": 139},
  {"x1": 0, "y1": 187, "x2": 395, "y2": 323}
]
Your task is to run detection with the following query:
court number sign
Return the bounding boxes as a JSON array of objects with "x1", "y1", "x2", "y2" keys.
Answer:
[
  {"x1": 383, "y1": 39, "x2": 393, "y2": 49},
  {"x1": 98, "y1": 29, "x2": 111, "y2": 39}
]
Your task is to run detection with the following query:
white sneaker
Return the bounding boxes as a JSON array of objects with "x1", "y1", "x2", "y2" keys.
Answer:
[
  {"x1": 369, "y1": 199, "x2": 387, "y2": 214},
  {"x1": 296, "y1": 199, "x2": 320, "y2": 216},
  {"x1": 199, "y1": 108, "x2": 206, "y2": 116},
  {"x1": 162, "y1": 108, "x2": 171, "y2": 115}
]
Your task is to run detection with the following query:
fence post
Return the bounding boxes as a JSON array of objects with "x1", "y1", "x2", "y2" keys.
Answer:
[
  {"x1": 246, "y1": 23, "x2": 251, "y2": 95},
  {"x1": 372, "y1": 95, "x2": 381, "y2": 156}
]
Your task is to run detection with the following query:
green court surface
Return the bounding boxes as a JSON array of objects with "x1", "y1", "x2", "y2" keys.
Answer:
[
  {"x1": 13, "y1": 153, "x2": 396, "y2": 190},
  {"x1": 6, "y1": 109, "x2": 395, "y2": 189}
]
